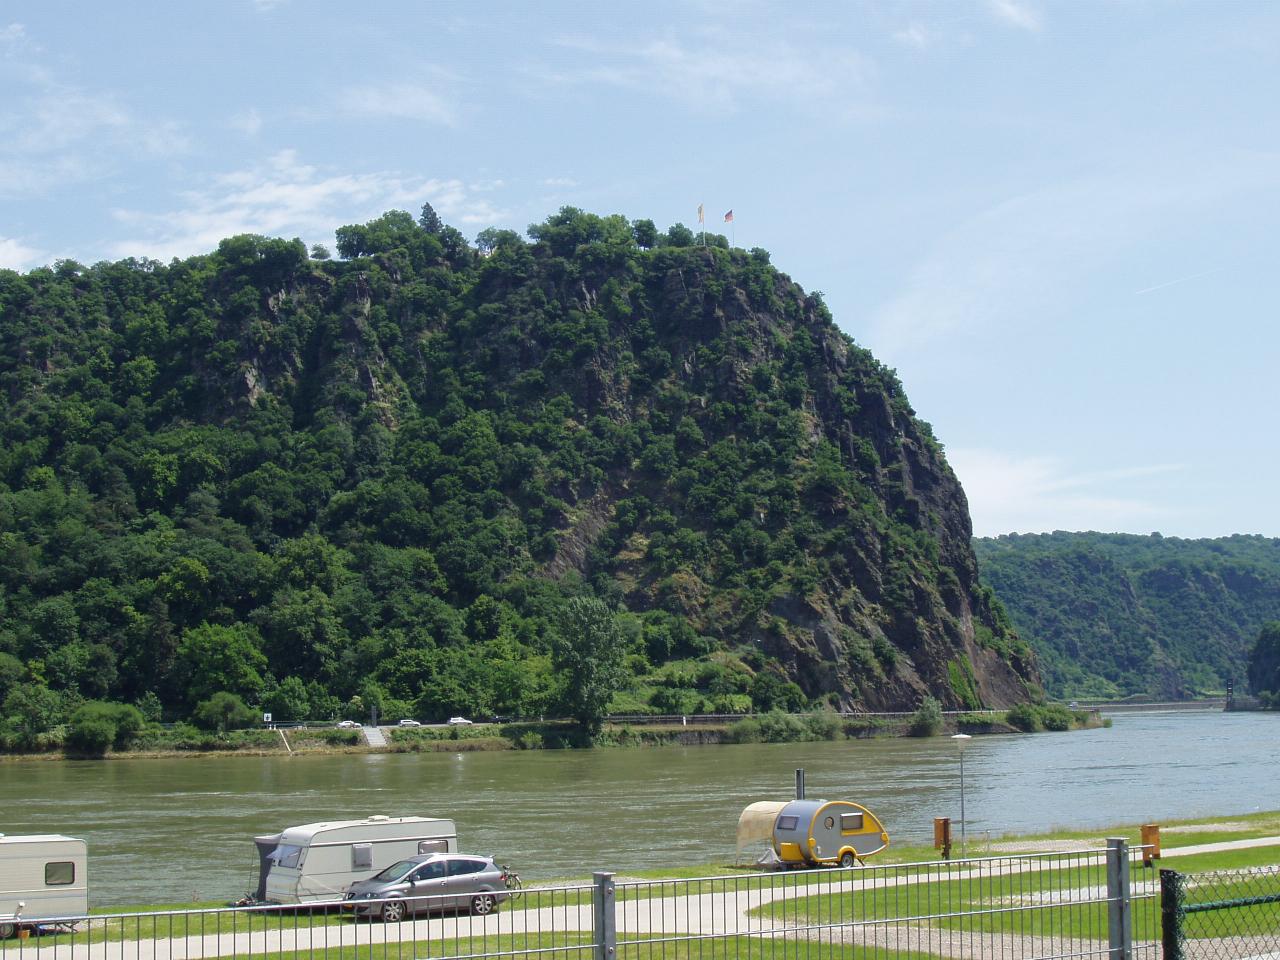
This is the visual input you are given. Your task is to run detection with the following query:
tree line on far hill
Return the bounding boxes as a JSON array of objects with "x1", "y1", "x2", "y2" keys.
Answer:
[{"x1": 973, "y1": 532, "x2": 1280, "y2": 699}]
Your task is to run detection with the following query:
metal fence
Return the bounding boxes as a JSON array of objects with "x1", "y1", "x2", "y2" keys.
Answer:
[
  {"x1": 0, "y1": 842, "x2": 1159, "y2": 960},
  {"x1": 1160, "y1": 865, "x2": 1280, "y2": 960}
]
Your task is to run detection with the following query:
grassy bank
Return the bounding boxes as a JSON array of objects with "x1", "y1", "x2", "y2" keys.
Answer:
[{"x1": 0, "y1": 706, "x2": 1108, "y2": 761}]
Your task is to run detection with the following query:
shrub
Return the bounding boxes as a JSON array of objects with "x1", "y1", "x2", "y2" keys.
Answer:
[
  {"x1": 65, "y1": 715, "x2": 115, "y2": 756},
  {"x1": 909, "y1": 696, "x2": 943, "y2": 737},
  {"x1": 725, "y1": 717, "x2": 763, "y2": 743},
  {"x1": 801, "y1": 711, "x2": 844, "y2": 741},
  {"x1": 1038, "y1": 704, "x2": 1074, "y2": 731},
  {"x1": 1005, "y1": 703, "x2": 1040, "y2": 732},
  {"x1": 64, "y1": 701, "x2": 146, "y2": 755},
  {"x1": 757, "y1": 710, "x2": 807, "y2": 742}
]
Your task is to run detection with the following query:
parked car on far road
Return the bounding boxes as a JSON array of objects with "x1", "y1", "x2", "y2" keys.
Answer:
[
  {"x1": 336, "y1": 720, "x2": 359, "y2": 729},
  {"x1": 447, "y1": 716, "x2": 473, "y2": 725},
  {"x1": 397, "y1": 719, "x2": 421, "y2": 727}
]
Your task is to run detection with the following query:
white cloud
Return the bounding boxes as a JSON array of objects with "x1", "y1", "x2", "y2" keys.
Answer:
[
  {"x1": 542, "y1": 177, "x2": 578, "y2": 188},
  {"x1": 0, "y1": 26, "x2": 187, "y2": 196},
  {"x1": 949, "y1": 447, "x2": 1180, "y2": 536},
  {"x1": 336, "y1": 82, "x2": 456, "y2": 125},
  {"x1": 867, "y1": 152, "x2": 1280, "y2": 361},
  {"x1": 986, "y1": 0, "x2": 1042, "y2": 32},
  {"x1": 545, "y1": 33, "x2": 877, "y2": 117},
  {"x1": 0, "y1": 235, "x2": 46, "y2": 270},
  {"x1": 107, "y1": 150, "x2": 505, "y2": 261},
  {"x1": 230, "y1": 108, "x2": 263, "y2": 136},
  {"x1": 893, "y1": 23, "x2": 933, "y2": 49}
]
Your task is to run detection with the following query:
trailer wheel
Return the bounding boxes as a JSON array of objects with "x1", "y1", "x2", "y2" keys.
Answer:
[
  {"x1": 381, "y1": 899, "x2": 407, "y2": 923},
  {"x1": 0, "y1": 922, "x2": 16, "y2": 940},
  {"x1": 470, "y1": 893, "x2": 496, "y2": 916},
  {"x1": 839, "y1": 851, "x2": 857, "y2": 868}
]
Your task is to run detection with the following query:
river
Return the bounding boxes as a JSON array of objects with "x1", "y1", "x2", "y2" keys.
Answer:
[{"x1": 2, "y1": 708, "x2": 1277, "y2": 907}]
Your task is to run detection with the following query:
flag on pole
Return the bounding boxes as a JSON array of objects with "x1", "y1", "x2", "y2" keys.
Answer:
[
  {"x1": 698, "y1": 203, "x2": 705, "y2": 224},
  {"x1": 723, "y1": 210, "x2": 734, "y2": 223}
]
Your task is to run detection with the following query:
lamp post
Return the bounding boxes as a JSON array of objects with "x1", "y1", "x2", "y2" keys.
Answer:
[{"x1": 951, "y1": 733, "x2": 972, "y2": 853}]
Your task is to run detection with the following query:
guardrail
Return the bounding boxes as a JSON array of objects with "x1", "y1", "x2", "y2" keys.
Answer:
[{"x1": 0, "y1": 841, "x2": 1158, "y2": 960}]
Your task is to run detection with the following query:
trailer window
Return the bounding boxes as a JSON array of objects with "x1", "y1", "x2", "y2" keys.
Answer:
[
  {"x1": 840, "y1": 813, "x2": 865, "y2": 832},
  {"x1": 777, "y1": 816, "x2": 799, "y2": 831},
  {"x1": 418, "y1": 840, "x2": 449, "y2": 855},
  {"x1": 271, "y1": 844, "x2": 304, "y2": 869},
  {"x1": 45, "y1": 861, "x2": 75, "y2": 885}
]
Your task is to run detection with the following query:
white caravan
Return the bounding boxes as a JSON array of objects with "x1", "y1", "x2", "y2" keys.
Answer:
[
  {"x1": 259, "y1": 815, "x2": 457, "y2": 904},
  {"x1": 0, "y1": 834, "x2": 88, "y2": 937}
]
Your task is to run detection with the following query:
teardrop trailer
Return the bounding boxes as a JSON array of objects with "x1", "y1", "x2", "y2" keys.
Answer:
[
  {"x1": 773, "y1": 798, "x2": 889, "y2": 866},
  {"x1": 0, "y1": 834, "x2": 88, "y2": 938},
  {"x1": 737, "y1": 798, "x2": 889, "y2": 868}
]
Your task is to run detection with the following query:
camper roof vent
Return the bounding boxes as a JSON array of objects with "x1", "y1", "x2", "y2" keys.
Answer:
[{"x1": 368, "y1": 815, "x2": 390, "y2": 821}]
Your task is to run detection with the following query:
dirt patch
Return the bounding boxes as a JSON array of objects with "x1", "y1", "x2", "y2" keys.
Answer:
[
  {"x1": 986, "y1": 839, "x2": 1108, "y2": 853},
  {"x1": 1162, "y1": 821, "x2": 1279, "y2": 833}
]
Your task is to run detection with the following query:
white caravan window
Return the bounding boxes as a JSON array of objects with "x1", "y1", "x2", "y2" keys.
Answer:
[
  {"x1": 45, "y1": 861, "x2": 75, "y2": 885},
  {"x1": 418, "y1": 840, "x2": 448, "y2": 854},
  {"x1": 271, "y1": 844, "x2": 304, "y2": 868},
  {"x1": 352, "y1": 843, "x2": 373, "y2": 870}
]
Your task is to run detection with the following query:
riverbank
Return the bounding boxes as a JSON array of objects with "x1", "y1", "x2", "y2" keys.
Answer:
[
  {"x1": 0, "y1": 705, "x2": 1108, "y2": 761},
  {"x1": 75, "y1": 808, "x2": 1280, "y2": 914}
]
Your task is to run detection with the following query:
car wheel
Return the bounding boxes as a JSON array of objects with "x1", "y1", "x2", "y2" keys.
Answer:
[
  {"x1": 381, "y1": 899, "x2": 407, "y2": 923},
  {"x1": 471, "y1": 893, "x2": 496, "y2": 916},
  {"x1": 839, "y1": 851, "x2": 857, "y2": 868},
  {"x1": 0, "y1": 922, "x2": 16, "y2": 939}
]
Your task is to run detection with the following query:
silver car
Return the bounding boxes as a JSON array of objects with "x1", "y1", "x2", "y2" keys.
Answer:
[{"x1": 345, "y1": 853, "x2": 511, "y2": 920}]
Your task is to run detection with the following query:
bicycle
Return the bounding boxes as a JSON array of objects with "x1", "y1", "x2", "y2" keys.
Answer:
[{"x1": 501, "y1": 866, "x2": 523, "y2": 901}]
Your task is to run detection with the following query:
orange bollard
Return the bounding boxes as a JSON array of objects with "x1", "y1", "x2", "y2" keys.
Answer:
[
  {"x1": 934, "y1": 817, "x2": 953, "y2": 860},
  {"x1": 1141, "y1": 823, "x2": 1161, "y2": 866}
]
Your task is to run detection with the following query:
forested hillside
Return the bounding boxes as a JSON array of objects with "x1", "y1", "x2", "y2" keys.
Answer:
[
  {"x1": 974, "y1": 532, "x2": 1280, "y2": 699},
  {"x1": 0, "y1": 207, "x2": 1038, "y2": 746}
]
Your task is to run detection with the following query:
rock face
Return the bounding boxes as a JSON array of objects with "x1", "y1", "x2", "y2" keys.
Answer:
[{"x1": 0, "y1": 211, "x2": 1040, "y2": 714}]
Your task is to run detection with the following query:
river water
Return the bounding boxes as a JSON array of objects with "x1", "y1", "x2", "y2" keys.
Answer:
[{"x1": 3, "y1": 709, "x2": 1277, "y2": 907}]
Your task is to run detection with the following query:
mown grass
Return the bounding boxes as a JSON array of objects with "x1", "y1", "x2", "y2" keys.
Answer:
[
  {"x1": 4, "y1": 931, "x2": 931, "y2": 960},
  {"x1": 752, "y1": 839, "x2": 1280, "y2": 943}
]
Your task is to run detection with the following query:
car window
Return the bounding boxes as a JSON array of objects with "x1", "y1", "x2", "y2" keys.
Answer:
[
  {"x1": 412, "y1": 861, "x2": 446, "y2": 881},
  {"x1": 447, "y1": 858, "x2": 484, "y2": 876},
  {"x1": 373, "y1": 859, "x2": 417, "y2": 882}
]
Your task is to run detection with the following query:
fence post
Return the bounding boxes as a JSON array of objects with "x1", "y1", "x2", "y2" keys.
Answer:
[
  {"x1": 594, "y1": 871, "x2": 617, "y2": 960},
  {"x1": 1107, "y1": 838, "x2": 1133, "y2": 960},
  {"x1": 1160, "y1": 869, "x2": 1184, "y2": 960}
]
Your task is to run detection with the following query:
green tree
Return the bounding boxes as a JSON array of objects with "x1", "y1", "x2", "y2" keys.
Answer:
[
  {"x1": 263, "y1": 676, "x2": 311, "y2": 721},
  {"x1": 418, "y1": 202, "x2": 444, "y2": 234},
  {"x1": 1247, "y1": 621, "x2": 1280, "y2": 699},
  {"x1": 176, "y1": 623, "x2": 267, "y2": 706},
  {"x1": 909, "y1": 695, "x2": 943, "y2": 737},
  {"x1": 192, "y1": 692, "x2": 258, "y2": 733},
  {"x1": 552, "y1": 597, "x2": 626, "y2": 736}
]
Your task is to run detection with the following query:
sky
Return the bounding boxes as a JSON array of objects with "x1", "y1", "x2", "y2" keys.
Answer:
[{"x1": 2, "y1": 0, "x2": 1277, "y2": 539}]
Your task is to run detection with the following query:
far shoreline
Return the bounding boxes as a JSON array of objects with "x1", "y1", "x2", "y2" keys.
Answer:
[{"x1": 0, "y1": 705, "x2": 1111, "y2": 762}]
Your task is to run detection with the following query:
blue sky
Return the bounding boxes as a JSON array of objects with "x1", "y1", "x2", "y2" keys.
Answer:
[{"x1": 2, "y1": 1, "x2": 1277, "y2": 538}]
